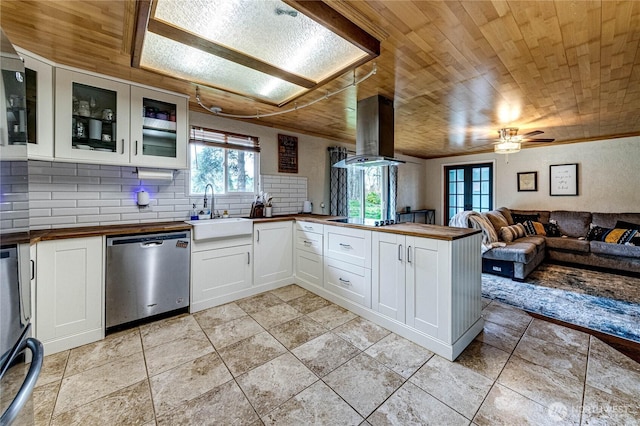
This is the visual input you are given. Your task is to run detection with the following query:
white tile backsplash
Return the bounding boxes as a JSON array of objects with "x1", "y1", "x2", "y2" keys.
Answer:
[{"x1": 27, "y1": 162, "x2": 308, "y2": 229}]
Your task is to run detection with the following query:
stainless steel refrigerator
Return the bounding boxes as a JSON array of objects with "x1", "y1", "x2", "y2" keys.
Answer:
[{"x1": 0, "y1": 27, "x2": 43, "y2": 425}]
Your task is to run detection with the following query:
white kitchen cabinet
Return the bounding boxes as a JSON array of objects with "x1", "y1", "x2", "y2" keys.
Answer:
[
  {"x1": 54, "y1": 68, "x2": 131, "y2": 164},
  {"x1": 295, "y1": 221, "x2": 323, "y2": 288},
  {"x1": 54, "y1": 67, "x2": 188, "y2": 168},
  {"x1": 35, "y1": 236, "x2": 104, "y2": 354},
  {"x1": 324, "y1": 225, "x2": 371, "y2": 268},
  {"x1": 190, "y1": 236, "x2": 253, "y2": 313},
  {"x1": 324, "y1": 257, "x2": 371, "y2": 308},
  {"x1": 253, "y1": 221, "x2": 294, "y2": 287},
  {"x1": 130, "y1": 86, "x2": 188, "y2": 168},
  {"x1": 405, "y1": 236, "x2": 441, "y2": 336},
  {"x1": 372, "y1": 232, "x2": 406, "y2": 322}
]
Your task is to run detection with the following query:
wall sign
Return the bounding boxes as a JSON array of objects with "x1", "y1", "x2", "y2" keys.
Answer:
[
  {"x1": 278, "y1": 134, "x2": 298, "y2": 173},
  {"x1": 517, "y1": 171, "x2": 538, "y2": 192},
  {"x1": 550, "y1": 163, "x2": 578, "y2": 196}
]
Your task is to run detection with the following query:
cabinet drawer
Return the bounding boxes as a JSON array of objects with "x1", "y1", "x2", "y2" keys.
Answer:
[
  {"x1": 296, "y1": 231, "x2": 323, "y2": 255},
  {"x1": 324, "y1": 226, "x2": 371, "y2": 268},
  {"x1": 295, "y1": 251, "x2": 323, "y2": 288},
  {"x1": 324, "y1": 258, "x2": 371, "y2": 308},
  {"x1": 296, "y1": 221, "x2": 323, "y2": 234}
]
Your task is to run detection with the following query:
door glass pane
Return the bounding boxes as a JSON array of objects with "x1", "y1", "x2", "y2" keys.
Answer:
[
  {"x1": 445, "y1": 163, "x2": 493, "y2": 223},
  {"x1": 25, "y1": 68, "x2": 37, "y2": 144},
  {"x1": 2, "y1": 69, "x2": 27, "y2": 144},
  {"x1": 141, "y1": 97, "x2": 177, "y2": 158},
  {"x1": 72, "y1": 82, "x2": 117, "y2": 152}
]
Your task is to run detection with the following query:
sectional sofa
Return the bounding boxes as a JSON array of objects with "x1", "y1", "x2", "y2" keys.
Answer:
[{"x1": 460, "y1": 208, "x2": 640, "y2": 280}]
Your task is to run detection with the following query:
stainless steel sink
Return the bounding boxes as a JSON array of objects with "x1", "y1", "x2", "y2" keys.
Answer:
[{"x1": 185, "y1": 218, "x2": 253, "y2": 240}]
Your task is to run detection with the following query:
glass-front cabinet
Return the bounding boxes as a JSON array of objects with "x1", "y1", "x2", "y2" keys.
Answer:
[
  {"x1": 130, "y1": 86, "x2": 187, "y2": 168},
  {"x1": 18, "y1": 49, "x2": 54, "y2": 160},
  {"x1": 55, "y1": 68, "x2": 130, "y2": 163},
  {"x1": 0, "y1": 42, "x2": 27, "y2": 159}
]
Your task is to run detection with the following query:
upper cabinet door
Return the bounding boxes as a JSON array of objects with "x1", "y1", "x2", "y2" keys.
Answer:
[
  {"x1": 130, "y1": 86, "x2": 188, "y2": 169},
  {"x1": 54, "y1": 68, "x2": 130, "y2": 164},
  {"x1": 18, "y1": 49, "x2": 54, "y2": 161}
]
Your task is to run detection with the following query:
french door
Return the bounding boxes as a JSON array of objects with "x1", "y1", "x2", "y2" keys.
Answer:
[{"x1": 445, "y1": 163, "x2": 493, "y2": 224}]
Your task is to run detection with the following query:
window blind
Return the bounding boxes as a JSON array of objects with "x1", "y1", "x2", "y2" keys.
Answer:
[{"x1": 190, "y1": 127, "x2": 260, "y2": 152}]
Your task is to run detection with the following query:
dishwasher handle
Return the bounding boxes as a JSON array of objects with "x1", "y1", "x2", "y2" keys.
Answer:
[{"x1": 141, "y1": 241, "x2": 163, "y2": 248}]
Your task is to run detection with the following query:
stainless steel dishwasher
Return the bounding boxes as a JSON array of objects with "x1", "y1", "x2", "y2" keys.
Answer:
[{"x1": 106, "y1": 230, "x2": 190, "y2": 329}]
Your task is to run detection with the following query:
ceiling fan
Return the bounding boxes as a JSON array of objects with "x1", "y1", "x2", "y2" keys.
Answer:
[{"x1": 479, "y1": 127, "x2": 555, "y2": 154}]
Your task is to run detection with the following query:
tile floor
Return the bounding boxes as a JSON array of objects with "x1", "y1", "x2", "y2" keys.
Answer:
[{"x1": 32, "y1": 285, "x2": 640, "y2": 425}]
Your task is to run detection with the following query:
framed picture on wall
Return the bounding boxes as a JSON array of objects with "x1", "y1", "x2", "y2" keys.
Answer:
[
  {"x1": 278, "y1": 134, "x2": 298, "y2": 173},
  {"x1": 517, "y1": 171, "x2": 537, "y2": 191},
  {"x1": 550, "y1": 163, "x2": 579, "y2": 196}
]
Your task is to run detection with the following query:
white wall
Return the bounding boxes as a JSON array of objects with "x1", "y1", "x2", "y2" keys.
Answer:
[{"x1": 424, "y1": 136, "x2": 640, "y2": 224}]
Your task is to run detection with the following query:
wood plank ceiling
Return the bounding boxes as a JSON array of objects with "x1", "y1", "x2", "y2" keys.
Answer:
[{"x1": 1, "y1": 0, "x2": 639, "y2": 159}]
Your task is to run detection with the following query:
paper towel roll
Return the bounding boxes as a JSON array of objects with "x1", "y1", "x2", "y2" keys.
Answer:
[{"x1": 136, "y1": 168, "x2": 174, "y2": 180}]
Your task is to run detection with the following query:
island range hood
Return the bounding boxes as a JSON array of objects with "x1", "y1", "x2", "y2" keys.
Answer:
[{"x1": 333, "y1": 95, "x2": 405, "y2": 168}]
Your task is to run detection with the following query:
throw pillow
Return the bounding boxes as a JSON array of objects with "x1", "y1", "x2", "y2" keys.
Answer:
[
  {"x1": 615, "y1": 220, "x2": 640, "y2": 231},
  {"x1": 543, "y1": 222, "x2": 562, "y2": 237},
  {"x1": 485, "y1": 211, "x2": 509, "y2": 234},
  {"x1": 587, "y1": 225, "x2": 638, "y2": 244},
  {"x1": 499, "y1": 223, "x2": 526, "y2": 242},
  {"x1": 522, "y1": 220, "x2": 547, "y2": 236},
  {"x1": 512, "y1": 213, "x2": 540, "y2": 224}
]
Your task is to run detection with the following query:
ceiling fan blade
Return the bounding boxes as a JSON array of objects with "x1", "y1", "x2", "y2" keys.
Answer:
[
  {"x1": 523, "y1": 138, "x2": 555, "y2": 143},
  {"x1": 521, "y1": 130, "x2": 544, "y2": 137},
  {"x1": 475, "y1": 138, "x2": 499, "y2": 142}
]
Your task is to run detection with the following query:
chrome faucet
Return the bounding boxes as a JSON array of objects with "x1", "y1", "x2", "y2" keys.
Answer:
[{"x1": 203, "y1": 183, "x2": 215, "y2": 219}]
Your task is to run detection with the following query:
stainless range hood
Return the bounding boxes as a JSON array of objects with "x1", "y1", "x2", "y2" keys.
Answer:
[{"x1": 333, "y1": 95, "x2": 405, "y2": 168}]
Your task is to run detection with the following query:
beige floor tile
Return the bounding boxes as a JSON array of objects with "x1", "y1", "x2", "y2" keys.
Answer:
[
  {"x1": 33, "y1": 380, "x2": 60, "y2": 426},
  {"x1": 193, "y1": 302, "x2": 247, "y2": 329},
  {"x1": 149, "y1": 352, "x2": 233, "y2": 416},
  {"x1": 270, "y1": 284, "x2": 310, "y2": 302},
  {"x1": 323, "y1": 353, "x2": 404, "y2": 418},
  {"x1": 236, "y1": 292, "x2": 284, "y2": 314},
  {"x1": 250, "y1": 303, "x2": 301, "y2": 329},
  {"x1": 364, "y1": 333, "x2": 434, "y2": 379},
  {"x1": 497, "y1": 356, "x2": 584, "y2": 422},
  {"x1": 53, "y1": 351, "x2": 147, "y2": 417},
  {"x1": 586, "y1": 338, "x2": 640, "y2": 401},
  {"x1": 368, "y1": 381, "x2": 469, "y2": 426},
  {"x1": 217, "y1": 331, "x2": 287, "y2": 376},
  {"x1": 65, "y1": 328, "x2": 142, "y2": 376},
  {"x1": 474, "y1": 384, "x2": 567, "y2": 425},
  {"x1": 582, "y1": 384, "x2": 640, "y2": 425},
  {"x1": 156, "y1": 380, "x2": 259, "y2": 425},
  {"x1": 482, "y1": 302, "x2": 532, "y2": 334},
  {"x1": 51, "y1": 380, "x2": 154, "y2": 426},
  {"x1": 306, "y1": 304, "x2": 358, "y2": 329},
  {"x1": 35, "y1": 350, "x2": 69, "y2": 388},
  {"x1": 333, "y1": 317, "x2": 390, "y2": 351},
  {"x1": 203, "y1": 315, "x2": 264, "y2": 349},
  {"x1": 291, "y1": 332, "x2": 361, "y2": 377},
  {"x1": 410, "y1": 355, "x2": 493, "y2": 419},
  {"x1": 474, "y1": 320, "x2": 523, "y2": 353},
  {"x1": 514, "y1": 334, "x2": 587, "y2": 382},
  {"x1": 455, "y1": 340, "x2": 510, "y2": 380},
  {"x1": 263, "y1": 380, "x2": 362, "y2": 425},
  {"x1": 481, "y1": 297, "x2": 492, "y2": 309},
  {"x1": 268, "y1": 316, "x2": 327, "y2": 350},
  {"x1": 237, "y1": 353, "x2": 318, "y2": 417},
  {"x1": 286, "y1": 293, "x2": 332, "y2": 314},
  {"x1": 139, "y1": 314, "x2": 204, "y2": 349},
  {"x1": 524, "y1": 318, "x2": 590, "y2": 355},
  {"x1": 144, "y1": 334, "x2": 214, "y2": 376}
]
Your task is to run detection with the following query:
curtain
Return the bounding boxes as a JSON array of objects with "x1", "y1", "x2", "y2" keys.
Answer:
[
  {"x1": 328, "y1": 147, "x2": 348, "y2": 216},
  {"x1": 388, "y1": 165, "x2": 398, "y2": 221}
]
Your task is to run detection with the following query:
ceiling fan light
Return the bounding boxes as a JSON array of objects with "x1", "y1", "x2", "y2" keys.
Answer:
[{"x1": 494, "y1": 141, "x2": 521, "y2": 154}]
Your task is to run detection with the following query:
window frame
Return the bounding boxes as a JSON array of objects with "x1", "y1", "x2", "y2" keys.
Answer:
[
  {"x1": 442, "y1": 161, "x2": 495, "y2": 224},
  {"x1": 188, "y1": 127, "x2": 260, "y2": 196}
]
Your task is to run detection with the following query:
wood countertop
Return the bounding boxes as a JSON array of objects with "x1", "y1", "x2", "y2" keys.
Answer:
[{"x1": 29, "y1": 215, "x2": 479, "y2": 243}]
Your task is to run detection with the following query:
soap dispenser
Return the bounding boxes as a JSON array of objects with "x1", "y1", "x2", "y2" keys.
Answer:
[{"x1": 190, "y1": 203, "x2": 198, "y2": 220}]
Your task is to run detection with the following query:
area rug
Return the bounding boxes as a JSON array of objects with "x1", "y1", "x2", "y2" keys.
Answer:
[{"x1": 482, "y1": 264, "x2": 640, "y2": 343}]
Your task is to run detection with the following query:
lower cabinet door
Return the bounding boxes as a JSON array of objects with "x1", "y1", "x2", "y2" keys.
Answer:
[
  {"x1": 191, "y1": 245, "x2": 252, "y2": 312},
  {"x1": 405, "y1": 237, "x2": 441, "y2": 337},
  {"x1": 324, "y1": 258, "x2": 371, "y2": 308},
  {"x1": 372, "y1": 232, "x2": 406, "y2": 322},
  {"x1": 295, "y1": 250, "x2": 323, "y2": 288}
]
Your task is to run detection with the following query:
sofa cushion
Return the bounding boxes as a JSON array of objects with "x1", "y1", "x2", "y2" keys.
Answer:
[
  {"x1": 497, "y1": 207, "x2": 514, "y2": 225},
  {"x1": 549, "y1": 211, "x2": 592, "y2": 238},
  {"x1": 591, "y1": 212, "x2": 640, "y2": 229},
  {"x1": 590, "y1": 241, "x2": 640, "y2": 258},
  {"x1": 485, "y1": 211, "x2": 509, "y2": 235},
  {"x1": 499, "y1": 223, "x2": 526, "y2": 242},
  {"x1": 518, "y1": 235, "x2": 546, "y2": 249},
  {"x1": 483, "y1": 241, "x2": 539, "y2": 264},
  {"x1": 545, "y1": 237, "x2": 591, "y2": 253}
]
